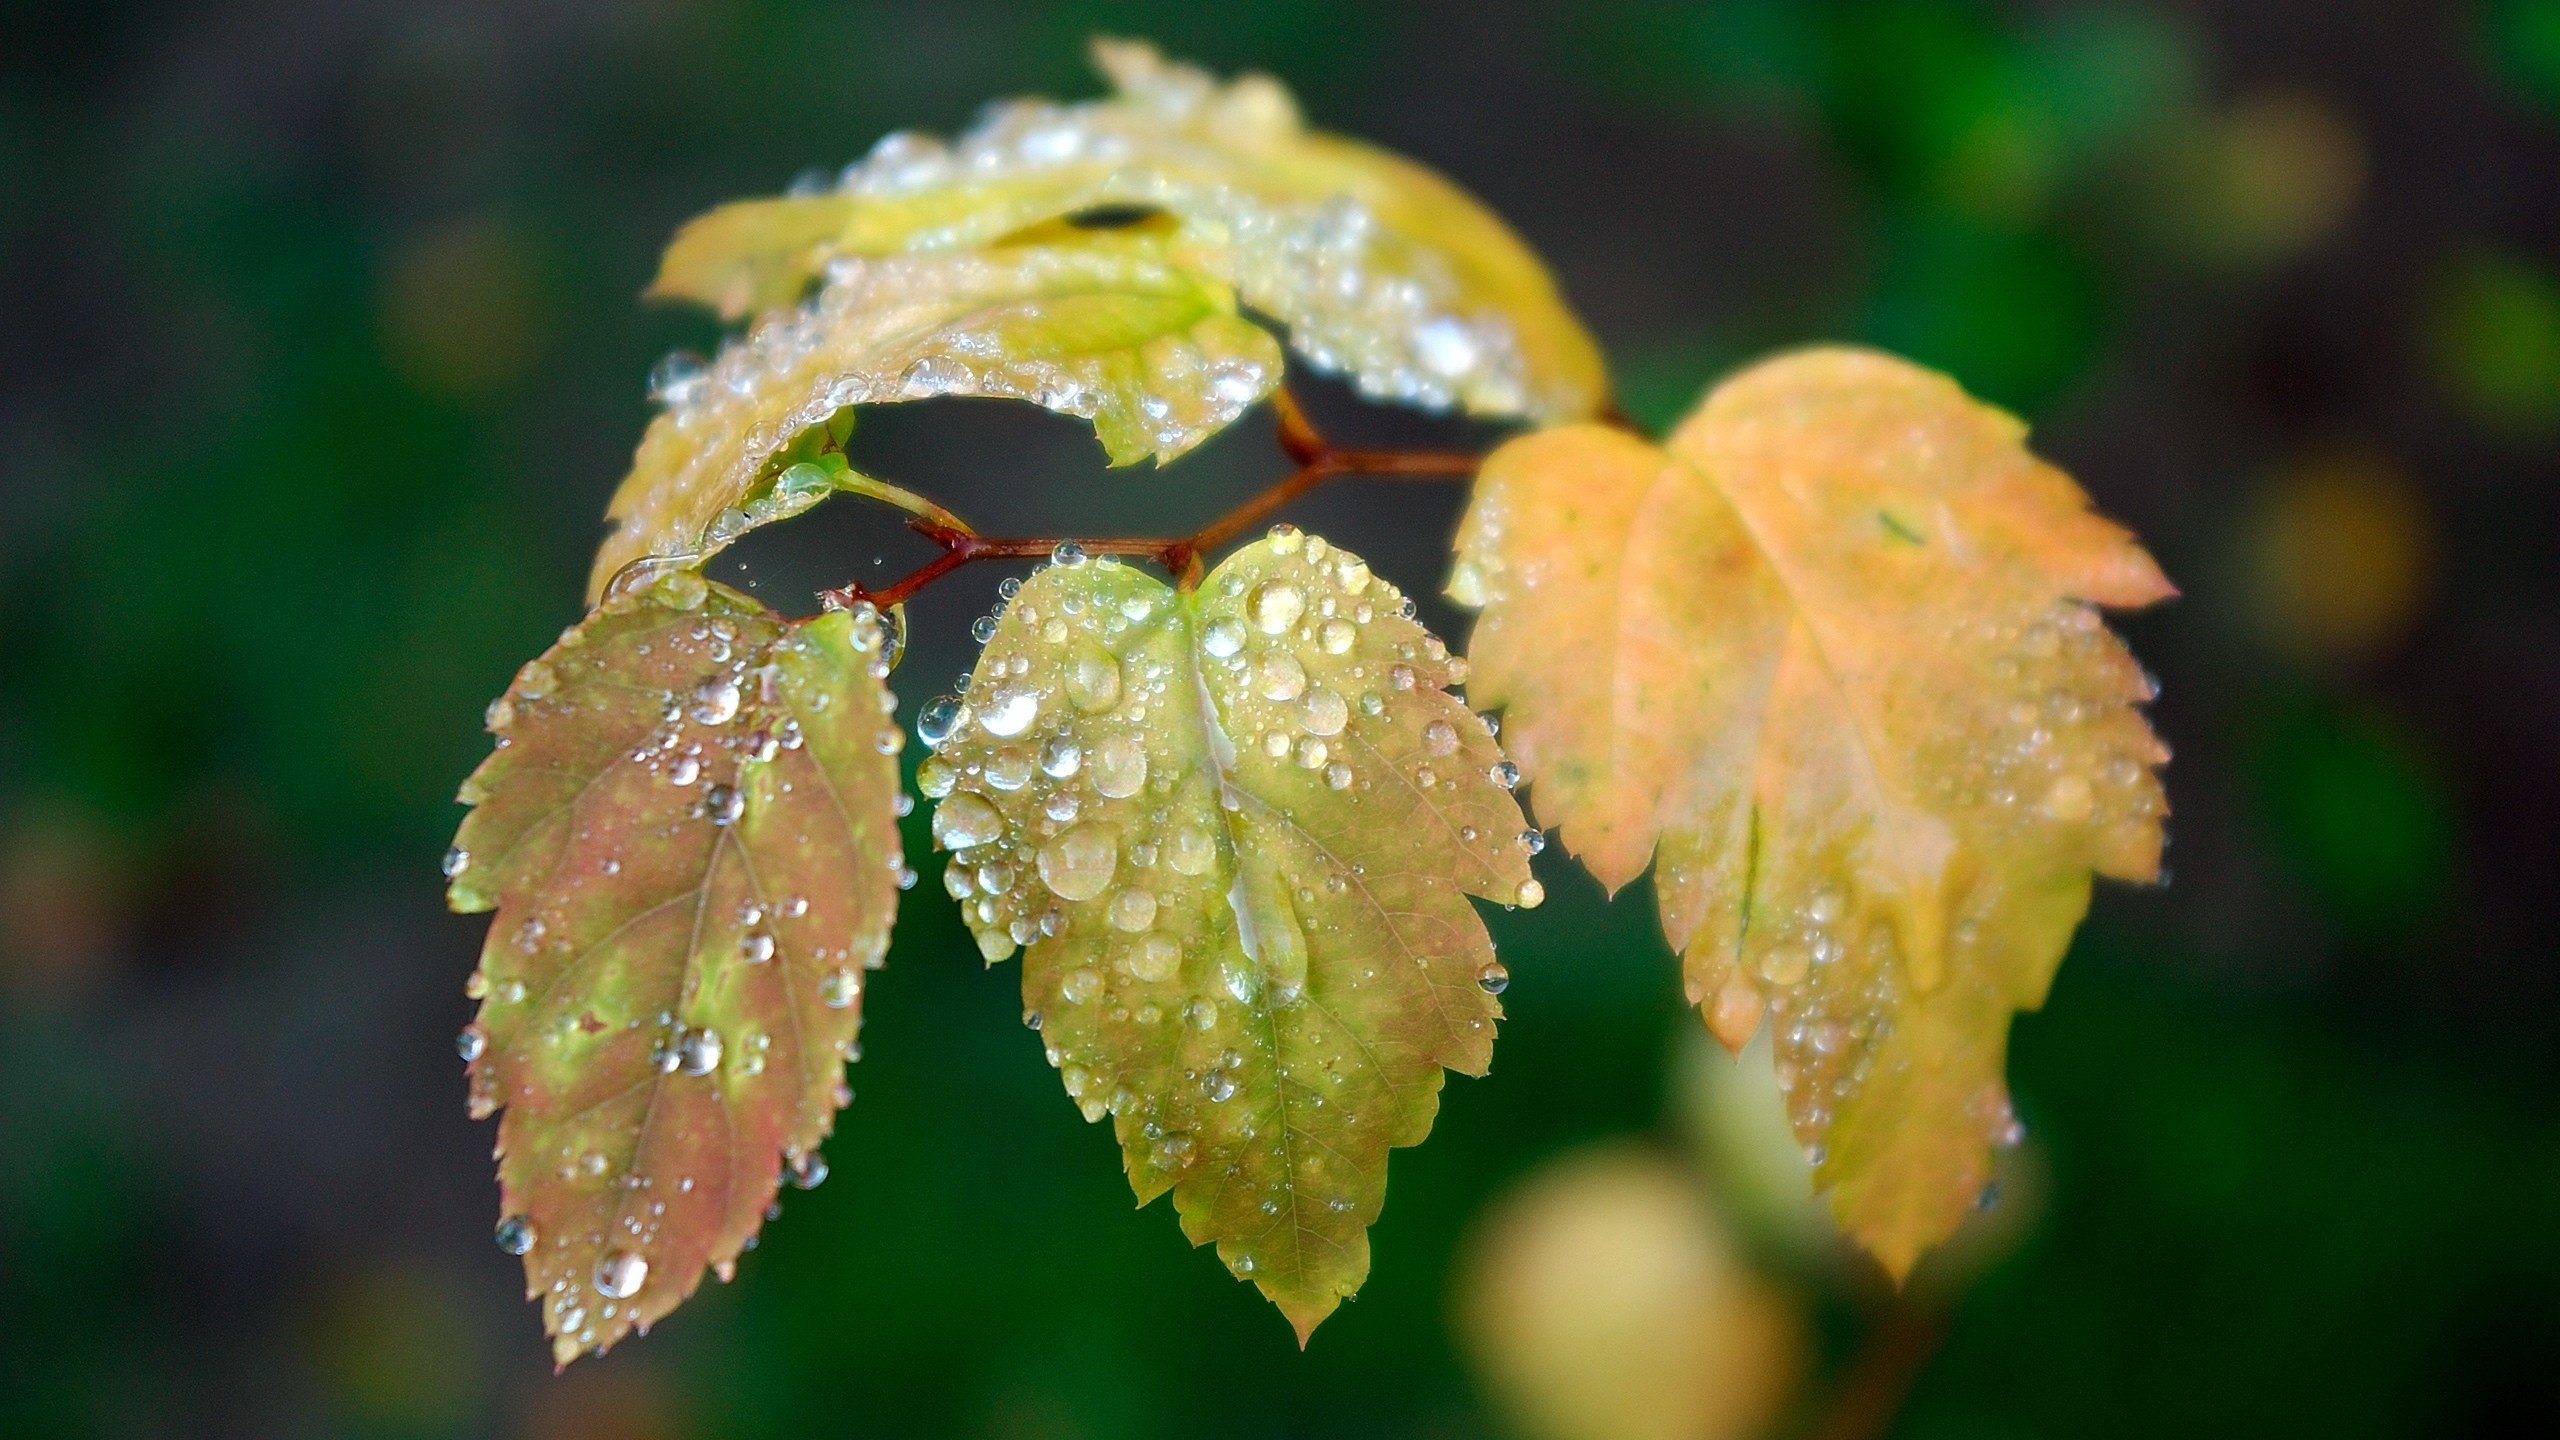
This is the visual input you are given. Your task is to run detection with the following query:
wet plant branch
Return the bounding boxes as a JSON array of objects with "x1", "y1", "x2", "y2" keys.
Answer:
[{"x1": 817, "y1": 387, "x2": 1482, "y2": 611}]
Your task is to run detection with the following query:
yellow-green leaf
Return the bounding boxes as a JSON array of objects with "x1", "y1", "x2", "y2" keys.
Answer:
[
  {"x1": 651, "y1": 39, "x2": 1605, "y2": 425},
  {"x1": 589, "y1": 235, "x2": 1283, "y2": 601},
  {"x1": 1451, "y1": 346, "x2": 2172, "y2": 1277},
  {"x1": 917, "y1": 532, "x2": 1538, "y2": 1340},
  {"x1": 448, "y1": 576, "x2": 906, "y2": 1362}
]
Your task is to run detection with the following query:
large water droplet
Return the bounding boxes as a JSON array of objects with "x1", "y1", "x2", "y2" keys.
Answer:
[
  {"x1": 1089, "y1": 736, "x2": 1148, "y2": 798},
  {"x1": 702, "y1": 783, "x2": 744, "y2": 825},
  {"x1": 678, "y1": 1026, "x2": 724, "y2": 1075},
  {"x1": 786, "y1": 1149, "x2": 829, "y2": 1189},
  {"x1": 1257, "y1": 654, "x2": 1307, "y2": 701},
  {"x1": 494, "y1": 1214, "x2": 536, "y2": 1255},
  {"x1": 1476, "y1": 962, "x2": 1510, "y2": 995},
  {"x1": 1066, "y1": 653, "x2": 1122, "y2": 712},
  {"x1": 689, "y1": 676, "x2": 742, "y2": 726},
  {"x1": 933, "y1": 792, "x2": 1004, "y2": 849},
  {"x1": 1249, "y1": 580, "x2": 1306, "y2": 634},
  {"x1": 1108, "y1": 888, "x2": 1159, "y2": 932},
  {"x1": 819, "y1": 968, "x2": 859, "y2": 1008},
  {"x1": 594, "y1": 1249, "x2": 649, "y2": 1298},
  {"x1": 1038, "y1": 737, "x2": 1083, "y2": 778},
  {"x1": 1037, "y1": 823, "x2": 1119, "y2": 901},
  {"x1": 1202, "y1": 617, "x2": 1247, "y2": 658},
  {"x1": 979, "y1": 687, "x2": 1039, "y2": 737},
  {"x1": 916, "y1": 695, "x2": 962, "y2": 748},
  {"x1": 1165, "y1": 826, "x2": 1216, "y2": 876},
  {"x1": 1300, "y1": 688, "x2": 1348, "y2": 736},
  {"x1": 1422, "y1": 721, "x2": 1459, "y2": 756}
]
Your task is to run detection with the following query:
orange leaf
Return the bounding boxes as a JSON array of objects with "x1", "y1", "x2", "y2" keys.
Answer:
[{"x1": 1452, "y1": 347, "x2": 2170, "y2": 1276}]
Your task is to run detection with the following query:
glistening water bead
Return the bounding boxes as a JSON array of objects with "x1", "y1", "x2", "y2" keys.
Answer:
[
  {"x1": 594, "y1": 1249, "x2": 649, "y2": 1299},
  {"x1": 494, "y1": 1215, "x2": 536, "y2": 1255}
]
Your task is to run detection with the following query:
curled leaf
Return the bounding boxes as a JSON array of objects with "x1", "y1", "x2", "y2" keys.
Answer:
[
  {"x1": 590, "y1": 235, "x2": 1283, "y2": 601},
  {"x1": 919, "y1": 532, "x2": 1536, "y2": 1340},
  {"x1": 1452, "y1": 347, "x2": 2171, "y2": 1276},
  {"x1": 652, "y1": 39, "x2": 1605, "y2": 424},
  {"x1": 447, "y1": 576, "x2": 906, "y2": 1362}
]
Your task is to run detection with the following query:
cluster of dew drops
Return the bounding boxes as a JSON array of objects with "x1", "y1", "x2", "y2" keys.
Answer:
[{"x1": 450, "y1": 574, "x2": 924, "y2": 1355}]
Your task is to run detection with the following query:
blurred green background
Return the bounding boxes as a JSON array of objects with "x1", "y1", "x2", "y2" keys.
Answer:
[{"x1": 5, "y1": 1, "x2": 2560, "y2": 1436}]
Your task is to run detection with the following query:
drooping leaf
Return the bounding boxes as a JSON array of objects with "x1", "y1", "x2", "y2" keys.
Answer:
[
  {"x1": 1450, "y1": 347, "x2": 2171, "y2": 1277},
  {"x1": 651, "y1": 39, "x2": 1606, "y2": 425},
  {"x1": 588, "y1": 234, "x2": 1284, "y2": 601},
  {"x1": 447, "y1": 575, "x2": 906, "y2": 1362},
  {"x1": 917, "y1": 532, "x2": 1539, "y2": 1340}
]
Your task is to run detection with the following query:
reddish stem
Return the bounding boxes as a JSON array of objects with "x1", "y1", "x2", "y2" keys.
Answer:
[{"x1": 819, "y1": 386, "x2": 1484, "y2": 611}]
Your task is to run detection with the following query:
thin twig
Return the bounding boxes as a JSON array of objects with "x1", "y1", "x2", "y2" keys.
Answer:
[{"x1": 817, "y1": 386, "x2": 1483, "y2": 611}]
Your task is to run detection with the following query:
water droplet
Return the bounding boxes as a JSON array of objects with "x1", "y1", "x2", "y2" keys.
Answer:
[
  {"x1": 933, "y1": 792, "x2": 1004, "y2": 848},
  {"x1": 1066, "y1": 653, "x2": 1122, "y2": 712},
  {"x1": 702, "y1": 783, "x2": 744, "y2": 825},
  {"x1": 1759, "y1": 944, "x2": 1810, "y2": 986},
  {"x1": 1202, "y1": 618, "x2": 1247, "y2": 658},
  {"x1": 1266, "y1": 523, "x2": 1304, "y2": 554},
  {"x1": 1300, "y1": 688, "x2": 1348, "y2": 736},
  {"x1": 1129, "y1": 932, "x2": 1180, "y2": 981},
  {"x1": 787, "y1": 1150, "x2": 829, "y2": 1189},
  {"x1": 1089, "y1": 736, "x2": 1148, "y2": 798},
  {"x1": 1051, "y1": 541, "x2": 1089, "y2": 567},
  {"x1": 819, "y1": 968, "x2": 859, "y2": 1008},
  {"x1": 1165, "y1": 826, "x2": 1216, "y2": 876},
  {"x1": 1249, "y1": 580, "x2": 1306, "y2": 634},
  {"x1": 1515, "y1": 879, "x2": 1544, "y2": 908},
  {"x1": 1038, "y1": 737, "x2": 1083, "y2": 778},
  {"x1": 1489, "y1": 760, "x2": 1520, "y2": 789},
  {"x1": 1108, "y1": 888, "x2": 1159, "y2": 932},
  {"x1": 678, "y1": 1026, "x2": 724, "y2": 1075},
  {"x1": 1038, "y1": 823, "x2": 1119, "y2": 901},
  {"x1": 1422, "y1": 721, "x2": 1458, "y2": 756},
  {"x1": 971, "y1": 614, "x2": 1000, "y2": 643},
  {"x1": 1061, "y1": 967, "x2": 1103, "y2": 1003},
  {"x1": 456, "y1": 1025, "x2": 487, "y2": 1062},
  {"x1": 984, "y1": 746, "x2": 1034, "y2": 791},
  {"x1": 1319, "y1": 620, "x2": 1356, "y2": 654},
  {"x1": 916, "y1": 696, "x2": 962, "y2": 748},
  {"x1": 594, "y1": 1249, "x2": 649, "y2": 1298},
  {"x1": 441, "y1": 846, "x2": 470, "y2": 878},
  {"x1": 1476, "y1": 962, "x2": 1509, "y2": 994},
  {"x1": 980, "y1": 687, "x2": 1039, "y2": 737},
  {"x1": 668, "y1": 756, "x2": 702, "y2": 787},
  {"x1": 689, "y1": 676, "x2": 742, "y2": 726},
  {"x1": 1389, "y1": 664, "x2": 1417, "y2": 691},
  {"x1": 494, "y1": 1214, "x2": 536, "y2": 1255},
  {"x1": 1325, "y1": 762, "x2": 1353, "y2": 790},
  {"x1": 1293, "y1": 736, "x2": 1329, "y2": 769},
  {"x1": 1257, "y1": 653, "x2": 1307, "y2": 701}
]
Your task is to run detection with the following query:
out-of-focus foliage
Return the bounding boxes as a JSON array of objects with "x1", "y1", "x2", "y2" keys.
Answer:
[
  {"x1": 1455, "y1": 348, "x2": 2168, "y2": 1274},
  {"x1": 1455, "y1": 1143, "x2": 1803, "y2": 1440},
  {"x1": 652, "y1": 40, "x2": 1608, "y2": 424},
  {"x1": 924, "y1": 536, "x2": 1533, "y2": 1339}
]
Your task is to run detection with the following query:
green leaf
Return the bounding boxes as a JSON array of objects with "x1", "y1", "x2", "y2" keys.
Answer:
[
  {"x1": 651, "y1": 39, "x2": 1606, "y2": 425},
  {"x1": 917, "y1": 532, "x2": 1540, "y2": 1340},
  {"x1": 447, "y1": 576, "x2": 906, "y2": 1363},
  {"x1": 589, "y1": 234, "x2": 1285, "y2": 601}
]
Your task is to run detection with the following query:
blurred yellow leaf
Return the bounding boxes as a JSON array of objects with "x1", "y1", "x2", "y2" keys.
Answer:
[
  {"x1": 920, "y1": 533, "x2": 1536, "y2": 1340},
  {"x1": 2245, "y1": 446, "x2": 2434, "y2": 663},
  {"x1": 589, "y1": 234, "x2": 1280, "y2": 600},
  {"x1": 1456, "y1": 1144, "x2": 1803, "y2": 1440},
  {"x1": 651, "y1": 39, "x2": 1605, "y2": 424},
  {"x1": 1453, "y1": 347, "x2": 2170, "y2": 1277}
]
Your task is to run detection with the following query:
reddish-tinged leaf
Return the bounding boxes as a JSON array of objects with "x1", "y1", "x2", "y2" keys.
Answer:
[
  {"x1": 1452, "y1": 347, "x2": 2171, "y2": 1277},
  {"x1": 447, "y1": 575, "x2": 904, "y2": 1363}
]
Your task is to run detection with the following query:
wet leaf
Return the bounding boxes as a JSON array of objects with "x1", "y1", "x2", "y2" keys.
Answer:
[
  {"x1": 1452, "y1": 347, "x2": 2171, "y2": 1276},
  {"x1": 446, "y1": 576, "x2": 905, "y2": 1362},
  {"x1": 590, "y1": 234, "x2": 1282, "y2": 600},
  {"x1": 919, "y1": 532, "x2": 1536, "y2": 1340},
  {"x1": 651, "y1": 39, "x2": 1605, "y2": 425}
]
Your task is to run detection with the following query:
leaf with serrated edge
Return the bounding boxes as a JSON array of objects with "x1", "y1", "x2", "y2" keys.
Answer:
[
  {"x1": 1451, "y1": 347, "x2": 2171, "y2": 1278},
  {"x1": 589, "y1": 234, "x2": 1282, "y2": 601},
  {"x1": 651, "y1": 39, "x2": 1604, "y2": 426},
  {"x1": 918, "y1": 533, "x2": 1538, "y2": 1340},
  {"x1": 447, "y1": 574, "x2": 904, "y2": 1363}
]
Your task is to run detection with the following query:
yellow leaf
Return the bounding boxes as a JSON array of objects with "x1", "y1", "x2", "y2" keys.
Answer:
[
  {"x1": 448, "y1": 577, "x2": 905, "y2": 1361},
  {"x1": 1455, "y1": 1144, "x2": 1804, "y2": 1440},
  {"x1": 918, "y1": 532, "x2": 1538, "y2": 1340},
  {"x1": 589, "y1": 235, "x2": 1281, "y2": 601},
  {"x1": 1452, "y1": 346, "x2": 2171, "y2": 1277},
  {"x1": 651, "y1": 39, "x2": 1605, "y2": 424}
]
